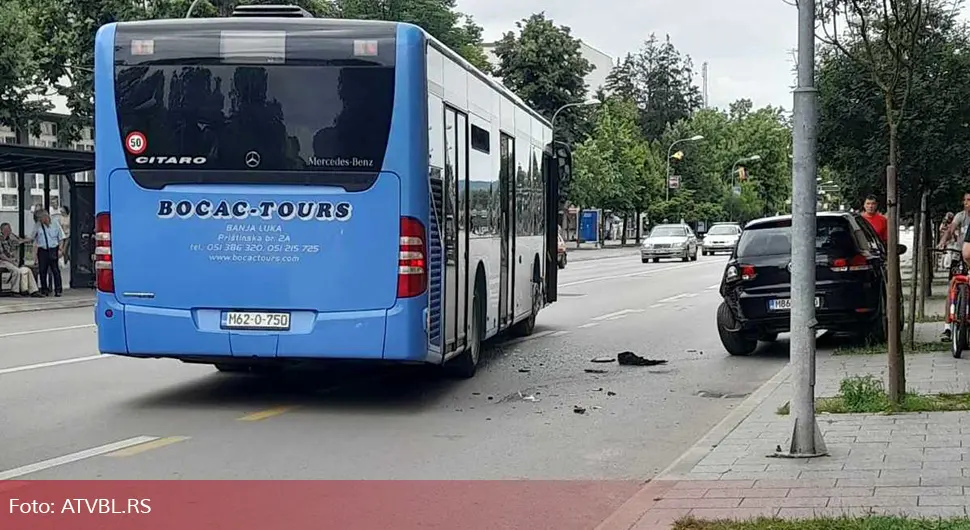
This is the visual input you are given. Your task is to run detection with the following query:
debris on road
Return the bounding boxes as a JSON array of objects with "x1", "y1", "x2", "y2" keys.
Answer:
[
  {"x1": 584, "y1": 368, "x2": 608, "y2": 374},
  {"x1": 573, "y1": 406, "x2": 586, "y2": 414},
  {"x1": 617, "y1": 351, "x2": 667, "y2": 366},
  {"x1": 590, "y1": 357, "x2": 616, "y2": 363},
  {"x1": 518, "y1": 368, "x2": 530, "y2": 373},
  {"x1": 518, "y1": 391, "x2": 539, "y2": 402},
  {"x1": 607, "y1": 391, "x2": 617, "y2": 396}
]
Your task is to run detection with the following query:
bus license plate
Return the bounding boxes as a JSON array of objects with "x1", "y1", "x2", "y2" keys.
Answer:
[
  {"x1": 224, "y1": 311, "x2": 291, "y2": 330},
  {"x1": 768, "y1": 298, "x2": 821, "y2": 311}
]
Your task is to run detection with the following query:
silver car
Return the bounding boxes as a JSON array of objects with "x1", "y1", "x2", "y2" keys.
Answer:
[
  {"x1": 701, "y1": 223, "x2": 742, "y2": 255},
  {"x1": 641, "y1": 224, "x2": 699, "y2": 263}
]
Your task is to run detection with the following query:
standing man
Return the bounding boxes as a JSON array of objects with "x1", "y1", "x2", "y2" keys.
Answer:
[
  {"x1": 33, "y1": 209, "x2": 65, "y2": 297},
  {"x1": 861, "y1": 194, "x2": 889, "y2": 244},
  {"x1": 939, "y1": 193, "x2": 970, "y2": 340}
]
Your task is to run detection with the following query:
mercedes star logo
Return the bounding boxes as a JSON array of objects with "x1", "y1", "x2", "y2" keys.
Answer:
[
  {"x1": 245, "y1": 151, "x2": 261, "y2": 168},
  {"x1": 787, "y1": 262, "x2": 793, "y2": 273}
]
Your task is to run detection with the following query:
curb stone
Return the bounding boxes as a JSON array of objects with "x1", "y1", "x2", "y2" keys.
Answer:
[{"x1": 0, "y1": 298, "x2": 94, "y2": 315}]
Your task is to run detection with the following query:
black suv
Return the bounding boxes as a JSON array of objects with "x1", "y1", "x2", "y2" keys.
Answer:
[{"x1": 716, "y1": 212, "x2": 906, "y2": 356}]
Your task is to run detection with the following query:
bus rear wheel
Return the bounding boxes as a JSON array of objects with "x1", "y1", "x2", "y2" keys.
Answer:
[{"x1": 445, "y1": 289, "x2": 483, "y2": 379}]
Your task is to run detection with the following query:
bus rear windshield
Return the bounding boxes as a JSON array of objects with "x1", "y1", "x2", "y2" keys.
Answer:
[{"x1": 113, "y1": 63, "x2": 394, "y2": 176}]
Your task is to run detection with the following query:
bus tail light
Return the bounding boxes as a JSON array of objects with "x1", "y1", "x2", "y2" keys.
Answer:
[
  {"x1": 397, "y1": 216, "x2": 426, "y2": 298},
  {"x1": 94, "y1": 213, "x2": 114, "y2": 293}
]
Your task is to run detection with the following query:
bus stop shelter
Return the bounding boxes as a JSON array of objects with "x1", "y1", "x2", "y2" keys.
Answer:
[{"x1": 0, "y1": 143, "x2": 95, "y2": 289}]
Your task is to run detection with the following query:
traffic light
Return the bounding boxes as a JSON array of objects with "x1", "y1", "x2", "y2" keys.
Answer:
[
  {"x1": 737, "y1": 167, "x2": 748, "y2": 181},
  {"x1": 671, "y1": 151, "x2": 684, "y2": 161}
]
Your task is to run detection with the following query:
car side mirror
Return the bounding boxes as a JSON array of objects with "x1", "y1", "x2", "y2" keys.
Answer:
[{"x1": 897, "y1": 244, "x2": 907, "y2": 255}]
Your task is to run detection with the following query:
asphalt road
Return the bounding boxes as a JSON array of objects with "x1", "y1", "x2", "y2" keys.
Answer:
[{"x1": 0, "y1": 250, "x2": 792, "y2": 481}]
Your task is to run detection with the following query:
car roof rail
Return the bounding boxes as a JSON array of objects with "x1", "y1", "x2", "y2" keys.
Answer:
[{"x1": 230, "y1": 4, "x2": 314, "y2": 17}]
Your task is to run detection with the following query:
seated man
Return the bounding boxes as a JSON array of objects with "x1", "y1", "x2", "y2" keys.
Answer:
[{"x1": 0, "y1": 222, "x2": 41, "y2": 297}]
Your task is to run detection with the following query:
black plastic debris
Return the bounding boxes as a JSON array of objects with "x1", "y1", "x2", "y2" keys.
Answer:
[
  {"x1": 617, "y1": 351, "x2": 667, "y2": 366},
  {"x1": 584, "y1": 368, "x2": 608, "y2": 374},
  {"x1": 607, "y1": 391, "x2": 617, "y2": 396},
  {"x1": 573, "y1": 406, "x2": 586, "y2": 414},
  {"x1": 518, "y1": 368, "x2": 530, "y2": 373}
]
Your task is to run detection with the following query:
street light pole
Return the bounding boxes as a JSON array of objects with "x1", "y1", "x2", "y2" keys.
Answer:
[
  {"x1": 666, "y1": 135, "x2": 704, "y2": 201},
  {"x1": 783, "y1": 0, "x2": 826, "y2": 458}
]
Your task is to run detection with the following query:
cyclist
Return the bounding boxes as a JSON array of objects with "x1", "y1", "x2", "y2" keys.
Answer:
[{"x1": 938, "y1": 192, "x2": 970, "y2": 341}]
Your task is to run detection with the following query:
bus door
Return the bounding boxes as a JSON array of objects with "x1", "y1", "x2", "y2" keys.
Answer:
[
  {"x1": 499, "y1": 133, "x2": 514, "y2": 328},
  {"x1": 442, "y1": 105, "x2": 468, "y2": 349}
]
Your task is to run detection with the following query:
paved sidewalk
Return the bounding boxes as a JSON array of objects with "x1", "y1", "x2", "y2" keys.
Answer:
[
  {"x1": 0, "y1": 289, "x2": 94, "y2": 315},
  {"x1": 599, "y1": 330, "x2": 970, "y2": 529}
]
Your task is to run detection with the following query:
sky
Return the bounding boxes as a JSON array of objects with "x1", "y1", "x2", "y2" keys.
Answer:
[{"x1": 457, "y1": 0, "x2": 968, "y2": 112}]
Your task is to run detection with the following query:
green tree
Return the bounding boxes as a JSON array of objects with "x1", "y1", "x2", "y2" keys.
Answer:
[
  {"x1": 656, "y1": 101, "x2": 791, "y2": 223},
  {"x1": 818, "y1": 3, "x2": 970, "y2": 217},
  {"x1": 613, "y1": 34, "x2": 703, "y2": 141},
  {"x1": 571, "y1": 98, "x2": 646, "y2": 218},
  {"x1": 0, "y1": 0, "x2": 50, "y2": 138},
  {"x1": 491, "y1": 13, "x2": 593, "y2": 146},
  {"x1": 817, "y1": 0, "x2": 929, "y2": 403}
]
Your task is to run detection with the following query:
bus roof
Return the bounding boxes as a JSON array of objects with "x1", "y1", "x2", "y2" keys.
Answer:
[{"x1": 109, "y1": 16, "x2": 553, "y2": 131}]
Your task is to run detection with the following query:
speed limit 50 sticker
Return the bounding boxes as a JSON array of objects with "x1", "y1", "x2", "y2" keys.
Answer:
[{"x1": 125, "y1": 131, "x2": 147, "y2": 155}]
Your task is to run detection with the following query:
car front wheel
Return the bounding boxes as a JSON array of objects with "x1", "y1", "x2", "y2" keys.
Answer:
[{"x1": 717, "y1": 302, "x2": 757, "y2": 356}]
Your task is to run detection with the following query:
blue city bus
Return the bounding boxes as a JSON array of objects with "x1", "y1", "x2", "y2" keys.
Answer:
[{"x1": 93, "y1": 4, "x2": 567, "y2": 378}]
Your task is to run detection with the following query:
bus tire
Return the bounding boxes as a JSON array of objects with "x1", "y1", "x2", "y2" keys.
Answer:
[{"x1": 445, "y1": 287, "x2": 483, "y2": 379}]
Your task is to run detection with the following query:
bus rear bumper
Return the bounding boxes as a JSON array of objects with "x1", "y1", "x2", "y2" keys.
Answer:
[{"x1": 95, "y1": 294, "x2": 434, "y2": 363}]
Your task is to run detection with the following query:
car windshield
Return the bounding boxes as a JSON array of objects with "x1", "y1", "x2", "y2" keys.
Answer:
[
  {"x1": 707, "y1": 225, "x2": 738, "y2": 236},
  {"x1": 736, "y1": 217, "x2": 859, "y2": 258},
  {"x1": 650, "y1": 226, "x2": 686, "y2": 238}
]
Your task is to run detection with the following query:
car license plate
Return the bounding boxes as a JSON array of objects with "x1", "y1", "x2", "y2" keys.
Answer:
[
  {"x1": 768, "y1": 297, "x2": 821, "y2": 311},
  {"x1": 223, "y1": 311, "x2": 291, "y2": 330}
]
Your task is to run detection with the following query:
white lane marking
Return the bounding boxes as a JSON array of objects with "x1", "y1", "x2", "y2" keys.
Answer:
[
  {"x1": 657, "y1": 293, "x2": 690, "y2": 303},
  {"x1": 707, "y1": 284, "x2": 720, "y2": 290},
  {"x1": 0, "y1": 324, "x2": 94, "y2": 339},
  {"x1": 560, "y1": 262, "x2": 711, "y2": 287},
  {"x1": 649, "y1": 303, "x2": 663, "y2": 308},
  {"x1": 0, "y1": 355, "x2": 106, "y2": 376},
  {"x1": 683, "y1": 293, "x2": 699, "y2": 299},
  {"x1": 592, "y1": 309, "x2": 644, "y2": 321},
  {"x1": 550, "y1": 330, "x2": 570, "y2": 337},
  {"x1": 0, "y1": 436, "x2": 159, "y2": 480},
  {"x1": 578, "y1": 322, "x2": 600, "y2": 329}
]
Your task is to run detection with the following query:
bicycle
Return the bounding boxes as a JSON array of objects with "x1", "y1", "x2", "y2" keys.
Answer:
[{"x1": 933, "y1": 248, "x2": 970, "y2": 358}]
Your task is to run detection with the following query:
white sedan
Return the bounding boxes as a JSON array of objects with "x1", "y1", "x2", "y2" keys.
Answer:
[{"x1": 701, "y1": 223, "x2": 742, "y2": 255}]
